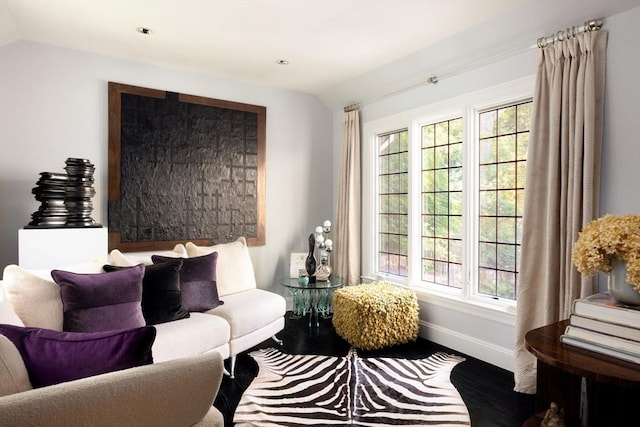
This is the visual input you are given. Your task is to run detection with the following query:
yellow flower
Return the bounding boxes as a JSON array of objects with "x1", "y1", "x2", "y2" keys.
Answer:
[{"x1": 571, "y1": 214, "x2": 640, "y2": 293}]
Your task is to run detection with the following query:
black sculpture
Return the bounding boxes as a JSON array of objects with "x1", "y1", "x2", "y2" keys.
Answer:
[
  {"x1": 64, "y1": 158, "x2": 98, "y2": 227},
  {"x1": 27, "y1": 158, "x2": 100, "y2": 228},
  {"x1": 305, "y1": 233, "x2": 317, "y2": 282},
  {"x1": 28, "y1": 172, "x2": 68, "y2": 227}
]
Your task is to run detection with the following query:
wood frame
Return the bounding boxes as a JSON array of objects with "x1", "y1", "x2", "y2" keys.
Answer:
[{"x1": 108, "y1": 82, "x2": 266, "y2": 251}]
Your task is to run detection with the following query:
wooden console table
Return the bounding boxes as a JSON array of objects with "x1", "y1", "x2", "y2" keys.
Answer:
[{"x1": 525, "y1": 320, "x2": 639, "y2": 426}]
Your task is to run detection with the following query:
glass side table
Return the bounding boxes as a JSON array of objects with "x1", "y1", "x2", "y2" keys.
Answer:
[{"x1": 279, "y1": 276, "x2": 344, "y2": 328}]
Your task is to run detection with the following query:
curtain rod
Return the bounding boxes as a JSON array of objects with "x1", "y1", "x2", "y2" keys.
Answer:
[
  {"x1": 343, "y1": 17, "x2": 604, "y2": 111},
  {"x1": 533, "y1": 19, "x2": 602, "y2": 48}
]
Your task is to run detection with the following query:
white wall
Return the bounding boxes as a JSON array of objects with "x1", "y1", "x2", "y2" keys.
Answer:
[
  {"x1": 0, "y1": 40, "x2": 334, "y2": 295},
  {"x1": 330, "y1": 7, "x2": 640, "y2": 371},
  {"x1": 600, "y1": 7, "x2": 640, "y2": 215}
]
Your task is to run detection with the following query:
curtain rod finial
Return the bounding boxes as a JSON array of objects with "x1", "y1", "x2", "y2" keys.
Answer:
[{"x1": 586, "y1": 19, "x2": 603, "y2": 31}]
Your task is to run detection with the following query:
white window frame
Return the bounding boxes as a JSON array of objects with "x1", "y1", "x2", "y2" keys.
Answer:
[{"x1": 362, "y1": 76, "x2": 535, "y2": 322}]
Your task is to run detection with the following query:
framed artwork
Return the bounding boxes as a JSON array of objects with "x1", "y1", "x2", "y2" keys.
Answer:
[{"x1": 108, "y1": 82, "x2": 266, "y2": 252}]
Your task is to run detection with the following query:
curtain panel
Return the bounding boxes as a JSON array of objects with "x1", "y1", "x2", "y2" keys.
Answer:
[
  {"x1": 513, "y1": 31, "x2": 608, "y2": 393},
  {"x1": 335, "y1": 110, "x2": 361, "y2": 286}
]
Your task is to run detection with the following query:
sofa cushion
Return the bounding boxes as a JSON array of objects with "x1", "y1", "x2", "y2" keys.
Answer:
[
  {"x1": 152, "y1": 252, "x2": 223, "y2": 312},
  {"x1": 185, "y1": 237, "x2": 257, "y2": 297},
  {"x1": 0, "y1": 324, "x2": 155, "y2": 388},
  {"x1": 51, "y1": 265, "x2": 145, "y2": 332},
  {"x1": 151, "y1": 313, "x2": 231, "y2": 363},
  {"x1": 104, "y1": 260, "x2": 190, "y2": 325},
  {"x1": 0, "y1": 335, "x2": 32, "y2": 396},
  {"x1": 206, "y1": 289, "x2": 286, "y2": 339},
  {"x1": 108, "y1": 244, "x2": 188, "y2": 266},
  {"x1": 2, "y1": 262, "x2": 103, "y2": 331}
]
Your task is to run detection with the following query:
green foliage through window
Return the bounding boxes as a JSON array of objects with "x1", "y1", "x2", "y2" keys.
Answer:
[
  {"x1": 378, "y1": 130, "x2": 409, "y2": 276},
  {"x1": 477, "y1": 101, "x2": 531, "y2": 299},
  {"x1": 375, "y1": 99, "x2": 531, "y2": 302},
  {"x1": 421, "y1": 118, "x2": 463, "y2": 288}
]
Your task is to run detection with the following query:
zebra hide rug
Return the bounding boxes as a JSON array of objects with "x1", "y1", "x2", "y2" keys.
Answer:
[{"x1": 233, "y1": 348, "x2": 471, "y2": 426}]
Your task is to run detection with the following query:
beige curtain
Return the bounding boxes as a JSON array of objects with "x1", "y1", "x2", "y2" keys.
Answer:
[
  {"x1": 513, "y1": 31, "x2": 608, "y2": 393},
  {"x1": 335, "y1": 110, "x2": 361, "y2": 286}
]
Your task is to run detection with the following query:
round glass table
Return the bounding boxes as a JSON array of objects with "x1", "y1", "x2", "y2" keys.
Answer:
[{"x1": 279, "y1": 276, "x2": 344, "y2": 328}]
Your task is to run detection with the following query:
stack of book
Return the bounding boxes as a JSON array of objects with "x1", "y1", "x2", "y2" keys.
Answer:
[{"x1": 560, "y1": 292, "x2": 640, "y2": 364}]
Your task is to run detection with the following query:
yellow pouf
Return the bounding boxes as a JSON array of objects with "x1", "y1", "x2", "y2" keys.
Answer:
[{"x1": 332, "y1": 281, "x2": 419, "y2": 350}]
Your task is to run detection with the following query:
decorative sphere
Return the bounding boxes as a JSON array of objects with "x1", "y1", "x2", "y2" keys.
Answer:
[
  {"x1": 325, "y1": 239, "x2": 333, "y2": 248},
  {"x1": 316, "y1": 235, "x2": 325, "y2": 244},
  {"x1": 315, "y1": 226, "x2": 323, "y2": 234},
  {"x1": 323, "y1": 220, "x2": 331, "y2": 227}
]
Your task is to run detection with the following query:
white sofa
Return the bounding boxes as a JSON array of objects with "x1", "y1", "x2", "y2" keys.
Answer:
[
  {"x1": 0, "y1": 278, "x2": 225, "y2": 426},
  {"x1": 0, "y1": 334, "x2": 225, "y2": 426},
  {"x1": 0, "y1": 236, "x2": 286, "y2": 425},
  {"x1": 1, "y1": 236, "x2": 285, "y2": 375}
]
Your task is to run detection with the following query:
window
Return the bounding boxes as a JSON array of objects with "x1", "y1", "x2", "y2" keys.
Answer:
[
  {"x1": 421, "y1": 118, "x2": 464, "y2": 288},
  {"x1": 477, "y1": 102, "x2": 531, "y2": 299},
  {"x1": 378, "y1": 130, "x2": 409, "y2": 276},
  {"x1": 363, "y1": 80, "x2": 533, "y2": 306}
]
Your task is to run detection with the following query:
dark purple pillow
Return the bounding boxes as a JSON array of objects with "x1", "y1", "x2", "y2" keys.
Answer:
[
  {"x1": 0, "y1": 324, "x2": 155, "y2": 388},
  {"x1": 103, "y1": 259, "x2": 190, "y2": 325},
  {"x1": 51, "y1": 264, "x2": 145, "y2": 332},
  {"x1": 151, "y1": 252, "x2": 224, "y2": 312}
]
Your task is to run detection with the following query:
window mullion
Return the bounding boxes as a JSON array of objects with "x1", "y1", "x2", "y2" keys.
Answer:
[
  {"x1": 408, "y1": 123, "x2": 421, "y2": 285},
  {"x1": 463, "y1": 107, "x2": 475, "y2": 300}
]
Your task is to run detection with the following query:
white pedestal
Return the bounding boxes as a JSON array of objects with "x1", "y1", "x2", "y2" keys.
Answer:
[{"x1": 18, "y1": 227, "x2": 108, "y2": 269}]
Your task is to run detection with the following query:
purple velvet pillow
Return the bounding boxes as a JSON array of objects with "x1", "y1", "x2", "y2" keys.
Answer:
[
  {"x1": 151, "y1": 252, "x2": 224, "y2": 312},
  {"x1": 51, "y1": 264, "x2": 145, "y2": 332},
  {"x1": 103, "y1": 259, "x2": 190, "y2": 325},
  {"x1": 0, "y1": 324, "x2": 155, "y2": 388}
]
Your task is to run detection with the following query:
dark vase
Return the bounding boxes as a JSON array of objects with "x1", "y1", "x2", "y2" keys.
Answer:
[{"x1": 305, "y1": 233, "x2": 317, "y2": 279}]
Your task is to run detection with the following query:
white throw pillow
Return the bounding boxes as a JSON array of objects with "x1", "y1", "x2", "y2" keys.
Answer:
[
  {"x1": 108, "y1": 244, "x2": 188, "y2": 266},
  {"x1": 185, "y1": 237, "x2": 256, "y2": 297},
  {"x1": 0, "y1": 285, "x2": 24, "y2": 326},
  {"x1": 0, "y1": 335, "x2": 33, "y2": 397},
  {"x1": 2, "y1": 262, "x2": 103, "y2": 331},
  {"x1": 107, "y1": 249, "x2": 137, "y2": 266}
]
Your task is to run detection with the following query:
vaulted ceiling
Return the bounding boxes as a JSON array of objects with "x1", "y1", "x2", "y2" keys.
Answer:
[{"x1": 1, "y1": 0, "x2": 637, "y2": 109}]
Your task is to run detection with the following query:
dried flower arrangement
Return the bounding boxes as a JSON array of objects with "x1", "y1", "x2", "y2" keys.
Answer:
[{"x1": 571, "y1": 214, "x2": 640, "y2": 293}]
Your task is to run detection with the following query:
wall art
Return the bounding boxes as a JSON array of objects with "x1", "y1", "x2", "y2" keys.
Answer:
[{"x1": 108, "y1": 82, "x2": 266, "y2": 251}]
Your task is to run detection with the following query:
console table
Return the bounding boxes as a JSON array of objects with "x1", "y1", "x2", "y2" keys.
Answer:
[
  {"x1": 279, "y1": 276, "x2": 343, "y2": 329},
  {"x1": 525, "y1": 319, "x2": 639, "y2": 426}
]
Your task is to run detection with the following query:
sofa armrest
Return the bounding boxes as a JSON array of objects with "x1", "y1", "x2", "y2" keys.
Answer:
[{"x1": 0, "y1": 352, "x2": 224, "y2": 427}]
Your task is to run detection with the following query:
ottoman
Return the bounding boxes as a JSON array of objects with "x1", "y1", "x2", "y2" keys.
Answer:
[{"x1": 332, "y1": 281, "x2": 419, "y2": 350}]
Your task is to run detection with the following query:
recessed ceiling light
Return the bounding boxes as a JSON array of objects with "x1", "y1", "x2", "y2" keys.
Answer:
[
  {"x1": 137, "y1": 27, "x2": 153, "y2": 35},
  {"x1": 275, "y1": 59, "x2": 289, "y2": 65}
]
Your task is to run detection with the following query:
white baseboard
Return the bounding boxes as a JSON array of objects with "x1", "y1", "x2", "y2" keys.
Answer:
[
  {"x1": 419, "y1": 320, "x2": 515, "y2": 372},
  {"x1": 283, "y1": 297, "x2": 514, "y2": 372}
]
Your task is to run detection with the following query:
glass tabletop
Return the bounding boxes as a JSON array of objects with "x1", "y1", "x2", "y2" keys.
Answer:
[{"x1": 279, "y1": 276, "x2": 344, "y2": 290}]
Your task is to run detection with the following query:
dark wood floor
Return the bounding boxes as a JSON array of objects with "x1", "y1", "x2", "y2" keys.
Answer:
[{"x1": 214, "y1": 312, "x2": 535, "y2": 426}]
